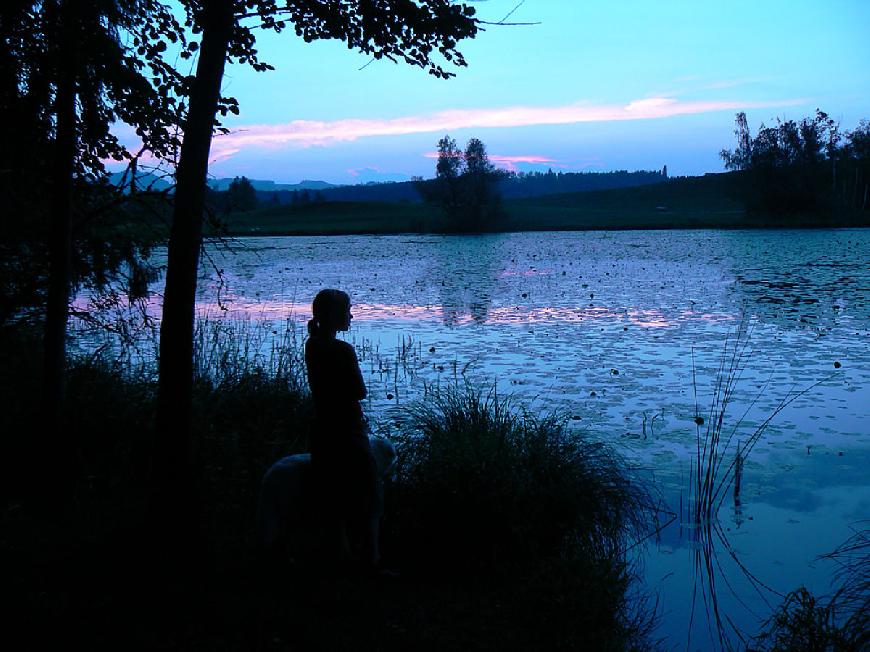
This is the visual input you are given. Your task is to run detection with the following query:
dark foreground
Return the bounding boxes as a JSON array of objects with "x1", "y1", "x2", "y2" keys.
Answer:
[
  {"x1": 0, "y1": 328, "x2": 655, "y2": 651},
  {"x1": 2, "y1": 326, "x2": 866, "y2": 651}
]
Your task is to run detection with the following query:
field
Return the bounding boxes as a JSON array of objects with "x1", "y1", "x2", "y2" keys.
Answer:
[{"x1": 216, "y1": 174, "x2": 749, "y2": 236}]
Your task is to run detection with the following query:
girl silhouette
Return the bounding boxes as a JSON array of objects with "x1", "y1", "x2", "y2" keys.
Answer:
[{"x1": 305, "y1": 289, "x2": 379, "y2": 568}]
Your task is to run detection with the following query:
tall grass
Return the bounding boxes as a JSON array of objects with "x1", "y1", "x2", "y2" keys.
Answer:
[
  {"x1": 684, "y1": 322, "x2": 843, "y2": 650},
  {"x1": 688, "y1": 322, "x2": 838, "y2": 525},
  {"x1": 757, "y1": 522, "x2": 870, "y2": 651},
  {"x1": 389, "y1": 384, "x2": 656, "y2": 574},
  {"x1": 824, "y1": 522, "x2": 870, "y2": 645},
  {"x1": 2, "y1": 317, "x2": 313, "y2": 564},
  {"x1": 3, "y1": 322, "x2": 666, "y2": 649},
  {"x1": 382, "y1": 383, "x2": 660, "y2": 648},
  {"x1": 749, "y1": 524, "x2": 869, "y2": 652}
]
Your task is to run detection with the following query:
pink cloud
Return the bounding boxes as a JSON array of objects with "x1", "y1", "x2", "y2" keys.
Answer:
[
  {"x1": 422, "y1": 151, "x2": 560, "y2": 172},
  {"x1": 208, "y1": 96, "x2": 805, "y2": 161}
]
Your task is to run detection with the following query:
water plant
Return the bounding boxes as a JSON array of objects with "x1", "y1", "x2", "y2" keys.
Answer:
[
  {"x1": 688, "y1": 321, "x2": 838, "y2": 525},
  {"x1": 749, "y1": 522, "x2": 868, "y2": 652},
  {"x1": 684, "y1": 321, "x2": 842, "y2": 650}
]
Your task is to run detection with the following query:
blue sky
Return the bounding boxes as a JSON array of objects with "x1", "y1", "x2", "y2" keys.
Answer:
[{"x1": 188, "y1": 0, "x2": 870, "y2": 184}]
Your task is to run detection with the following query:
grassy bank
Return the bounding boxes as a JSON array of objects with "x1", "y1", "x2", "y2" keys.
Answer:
[
  {"x1": 1, "y1": 323, "x2": 660, "y2": 650},
  {"x1": 216, "y1": 174, "x2": 869, "y2": 236}
]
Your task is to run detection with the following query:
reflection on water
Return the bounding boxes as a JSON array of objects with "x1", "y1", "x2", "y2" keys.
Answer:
[{"x1": 72, "y1": 229, "x2": 870, "y2": 649}]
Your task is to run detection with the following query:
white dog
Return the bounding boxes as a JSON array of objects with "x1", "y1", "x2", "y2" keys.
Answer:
[{"x1": 256, "y1": 437, "x2": 397, "y2": 562}]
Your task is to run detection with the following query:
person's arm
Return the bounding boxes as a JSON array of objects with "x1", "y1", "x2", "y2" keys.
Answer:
[{"x1": 343, "y1": 342, "x2": 367, "y2": 401}]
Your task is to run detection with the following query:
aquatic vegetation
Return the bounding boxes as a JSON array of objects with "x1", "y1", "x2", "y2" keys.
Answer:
[
  {"x1": 389, "y1": 383, "x2": 659, "y2": 572},
  {"x1": 684, "y1": 322, "x2": 843, "y2": 650},
  {"x1": 748, "y1": 526, "x2": 869, "y2": 652}
]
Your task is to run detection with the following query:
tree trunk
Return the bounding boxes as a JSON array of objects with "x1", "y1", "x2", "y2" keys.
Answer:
[
  {"x1": 150, "y1": 0, "x2": 233, "y2": 567},
  {"x1": 42, "y1": 0, "x2": 77, "y2": 498}
]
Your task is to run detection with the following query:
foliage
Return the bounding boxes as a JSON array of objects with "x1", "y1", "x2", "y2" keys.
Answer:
[
  {"x1": 389, "y1": 384, "x2": 656, "y2": 575},
  {"x1": 720, "y1": 110, "x2": 869, "y2": 216},
  {"x1": 748, "y1": 587, "x2": 866, "y2": 652},
  {"x1": 221, "y1": 175, "x2": 259, "y2": 212},
  {"x1": 420, "y1": 134, "x2": 506, "y2": 231},
  {"x1": 0, "y1": 1, "x2": 184, "y2": 325}
]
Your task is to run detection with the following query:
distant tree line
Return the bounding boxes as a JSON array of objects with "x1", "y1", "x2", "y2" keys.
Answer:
[
  {"x1": 259, "y1": 167, "x2": 669, "y2": 206},
  {"x1": 496, "y1": 167, "x2": 667, "y2": 199},
  {"x1": 721, "y1": 110, "x2": 870, "y2": 216}
]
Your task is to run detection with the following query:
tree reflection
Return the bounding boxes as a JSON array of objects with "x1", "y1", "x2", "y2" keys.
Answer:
[{"x1": 433, "y1": 234, "x2": 505, "y2": 326}]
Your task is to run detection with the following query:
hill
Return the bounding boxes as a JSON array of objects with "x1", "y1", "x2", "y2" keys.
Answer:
[{"x1": 208, "y1": 177, "x2": 336, "y2": 192}]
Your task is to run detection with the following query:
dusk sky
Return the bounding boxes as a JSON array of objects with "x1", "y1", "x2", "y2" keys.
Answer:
[{"x1": 172, "y1": 0, "x2": 870, "y2": 185}]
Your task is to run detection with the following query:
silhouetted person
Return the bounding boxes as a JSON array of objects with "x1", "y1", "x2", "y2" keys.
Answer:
[{"x1": 305, "y1": 289, "x2": 379, "y2": 570}]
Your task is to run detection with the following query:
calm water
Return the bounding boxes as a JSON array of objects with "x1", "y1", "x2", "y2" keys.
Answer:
[{"x1": 76, "y1": 229, "x2": 870, "y2": 649}]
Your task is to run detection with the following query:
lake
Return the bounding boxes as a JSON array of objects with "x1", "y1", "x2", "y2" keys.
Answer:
[{"x1": 75, "y1": 228, "x2": 869, "y2": 649}]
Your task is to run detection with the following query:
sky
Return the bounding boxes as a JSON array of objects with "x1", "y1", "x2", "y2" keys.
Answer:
[{"x1": 163, "y1": 0, "x2": 870, "y2": 185}]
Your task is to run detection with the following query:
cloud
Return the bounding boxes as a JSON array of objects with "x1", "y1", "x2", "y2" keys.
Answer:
[
  {"x1": 423, "y1": 151, "x2": 560, "y2": 172},
  {"x1": 202, "y1": 95, "x2": 804, "y2": 161}
]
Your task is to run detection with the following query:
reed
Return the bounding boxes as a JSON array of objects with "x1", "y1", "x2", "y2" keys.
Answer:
[
  {"x1": 684, "y1": 321, "x2": 842, "y2": 650},
  {"x1": 688, "y1": 321, "x2": 834, "y2": 525}
]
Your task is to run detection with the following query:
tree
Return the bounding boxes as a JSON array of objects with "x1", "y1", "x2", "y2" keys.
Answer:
[
  {"x1": 1, "y1": 0, "x2": 187, "y2": 499},
  {"x1": 224, "y1": 175, "x2": 258, "y2": 211},
  {"x1": 431, "y1": 134, "x2": 463, "y2": 223},
  {"x1": 720, "y1": 111, "x2": 752, "y2": 171},
  {"x1": 421, "y1": 134, "x2": 503, "y2": 231},
  {"x1": 151, "y1": 0, "x2": 480, "y2": 559},
  {"x1": 843, "y1": 121, "x2": 870, "y2": 211},
  {"x1": 462, "y1": 137, "x2": 502, "y2": 231},
  {"x1": 720, "y1": 109, "x2": 847, "y2": 216}
]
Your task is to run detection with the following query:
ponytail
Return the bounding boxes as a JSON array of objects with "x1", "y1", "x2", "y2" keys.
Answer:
[{"x1": 309, "y1": 288, "x2": 350, "y2": 337}]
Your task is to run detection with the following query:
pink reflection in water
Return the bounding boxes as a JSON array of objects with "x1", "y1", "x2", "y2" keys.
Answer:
[
  {"x1": 497, "y1": 268, "x2": 553, "y2": 278},
  {"x1": 177, "y1": 298, "x2": 735, "y2": 329}
]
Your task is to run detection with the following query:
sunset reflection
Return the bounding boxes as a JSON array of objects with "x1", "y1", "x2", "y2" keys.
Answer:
[{"x1": 159, "y1": 297, "x2": 737, "y2": 329}]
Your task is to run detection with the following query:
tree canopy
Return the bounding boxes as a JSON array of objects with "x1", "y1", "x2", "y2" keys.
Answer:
[
  {"x1": 421, "y1": 134, "x2": 504, "y2": 232},
  {"x1": 721, "y1": 110, "x2": 869, "y2": 216}
]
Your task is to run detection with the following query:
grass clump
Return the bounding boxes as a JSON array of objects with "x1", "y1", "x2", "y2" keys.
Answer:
[
  {"x1": 390, "y1": 384, "x2": 654, "y2": 574},
  {"x1": 748, "y1": 587, "x2": 865, "y2": 652},
  {"x1": 749, "y1": 523, "x2": 869, "y2": 652},
  {"x1": 383, "y1": 384, "x2": 660, "y2": 650}
]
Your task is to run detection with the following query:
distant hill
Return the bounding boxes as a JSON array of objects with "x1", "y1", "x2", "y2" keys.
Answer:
[
  {"x1": 112, "y1": 169, "x2": 670, "y2": 204},
  {"x1": 208, "y1": 177, "x2": 336, "y2": 192}
]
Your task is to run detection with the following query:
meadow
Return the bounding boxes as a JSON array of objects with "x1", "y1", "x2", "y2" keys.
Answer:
[{"x1": 216, "y1": 174, "x2": 868, "y2": 237}]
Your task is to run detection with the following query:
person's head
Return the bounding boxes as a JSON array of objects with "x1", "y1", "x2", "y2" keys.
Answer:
[{"x1": 308, "y1": 289, "x2": 352, "y2": 337}]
